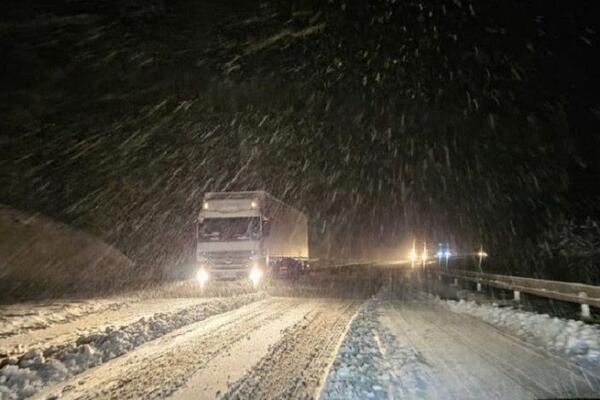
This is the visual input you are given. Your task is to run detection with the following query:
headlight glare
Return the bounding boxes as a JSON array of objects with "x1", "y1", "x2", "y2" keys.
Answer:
[
  {"x1": 196, "y1": 267, "x2": 209, "y2": 285},
  {"x1": 249, "y1": 267, "x2": 263, "y2": 286}
]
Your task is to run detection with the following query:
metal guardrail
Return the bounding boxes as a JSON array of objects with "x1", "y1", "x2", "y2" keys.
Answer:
[
  {"x1": 308, "y1": 262, "x2": 599, "y2": 315},
  {"x1": 431, "y1": 268, "x2": 600, "y2": 313}
]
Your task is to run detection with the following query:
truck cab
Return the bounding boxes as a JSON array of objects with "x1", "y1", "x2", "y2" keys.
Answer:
[
  {"x1": 195, "y1": 191, "x2": 308, "y2": 284},
  {"x1": 197, "y1": 192, "x2": 267, "y2": 283}
]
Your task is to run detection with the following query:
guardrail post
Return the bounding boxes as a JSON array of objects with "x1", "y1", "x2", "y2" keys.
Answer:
[
  {"x1": 476, "y1": 282, "x2": 482, "y2": 292},
  {"x1": 513, "y1": 290, "x2": 520, "y2": 302},
  {"x1": 452, "y1": 278, "x2": 458, "y2": 287},
  {"x1": 579, "y1": 292, "x2": 591, "y2": 319}
]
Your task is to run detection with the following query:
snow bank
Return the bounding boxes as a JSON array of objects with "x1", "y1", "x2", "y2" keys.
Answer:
[
  {"x1": 320, "y1": 291, "x2": 430, "y2": 399},
  {"x1": 435, "y1": 296, "x2": 600, "y2": 367},
  {"x1": 0, "y1": 300, "x2": 123, "y2": 339},
  {"x1": 0, "y1": 293, "x2": 264, "y2": 400}
]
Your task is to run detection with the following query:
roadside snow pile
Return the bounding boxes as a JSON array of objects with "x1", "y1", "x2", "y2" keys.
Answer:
[
  {"x1": 0, "y1": 300, "x2": 123, "y2": 339},
  {"x1": 320, "y1": 291, "x2": 431, "y2": 399},
  {"x1": 436, "y1": 297, "x2": 600, "y2": 366},
  {"x1": 0, "y1": 293, "x2": 265, "y2": 400}
]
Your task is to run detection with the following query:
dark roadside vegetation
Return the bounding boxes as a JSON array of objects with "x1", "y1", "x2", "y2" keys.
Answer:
[{"x1": 1, "y1": 0, "x2": 599, "y2": 299}]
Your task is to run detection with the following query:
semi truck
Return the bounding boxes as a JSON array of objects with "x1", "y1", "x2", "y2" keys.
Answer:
[{"x1": 195, "y1": 191, "x2": 308, "y2": 284}]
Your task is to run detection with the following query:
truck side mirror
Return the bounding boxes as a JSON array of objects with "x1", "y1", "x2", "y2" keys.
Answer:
[{"x1": 263, "y1": 220, "x2": 271, "y2": 236}]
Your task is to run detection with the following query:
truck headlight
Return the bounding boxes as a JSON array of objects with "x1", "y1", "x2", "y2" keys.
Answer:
[
  {"x1": 196, "y1": 267, "x2": 209, "y2": 285},
  {"x1": 249, "y1": 267, "x2": 263, "y2": 286}
]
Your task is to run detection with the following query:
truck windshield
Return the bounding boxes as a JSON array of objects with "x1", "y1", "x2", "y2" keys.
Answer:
[{"x1": 198, "y1": 217, "x2": 261, "y2": 241}]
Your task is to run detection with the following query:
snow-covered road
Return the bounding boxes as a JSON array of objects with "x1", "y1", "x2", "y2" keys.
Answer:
[
  {"x1": 381, "y1": 301, "x2": 598, "y2": 399},
  {"x1": 321, "y1": 290, "x2": 600, "y2": 400},
  {"x1": 2, "y1": 276, "x2": 600, "y2": 400},
  {"x1": 0, "y1": 298, "x2": 213, "y2": 357},
  {"x1": 26, "y1": 297, "x2": 359, "y2": 400}
]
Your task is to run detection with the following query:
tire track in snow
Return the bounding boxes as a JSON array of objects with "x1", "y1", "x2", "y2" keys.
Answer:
[
  {"x1": 412, "y1": 304, "x2": 597, "y2": 398},
  {"x1": 381, "y1": 299, "x2": 599, "y2": 399},
  {"x1": 2, "y1": 293, "x2": 265, "y2": 399},
  {"x1": 33, "y1": 297, "x2": 297, "y2": 400},
  {"x1": 224, "y1": 299, "x2": 360, "y2": 400}
]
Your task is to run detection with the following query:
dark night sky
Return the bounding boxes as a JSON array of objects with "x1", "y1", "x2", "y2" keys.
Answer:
[{"x1": 1, "y1": 0, "x2": 599, "y2": 277}]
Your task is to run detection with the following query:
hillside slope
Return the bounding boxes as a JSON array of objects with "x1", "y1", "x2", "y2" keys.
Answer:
[{"x1": 0, "y1": 204, "x2": 134, "y2": 299}]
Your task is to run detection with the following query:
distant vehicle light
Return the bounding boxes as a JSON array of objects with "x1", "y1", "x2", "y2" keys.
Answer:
[
  {"x1": 203, "y1": 202, "x2": 209, "y2": 210},
  {"x1": 251, "y1": 200, "x2": 258, "y2": 209},
  {"x1": 421, "y1": 243, "x2": 428, "y2": 263},
  {"x1": 477, "y1": 250, "x2": 488, "y2": 258},
  {"x1": 409, "y1": 249, "x2": 417, "y2": 262},
  {"x1": 249, "y1": 266, "x2": 263, "y2": 286},
  {"x1": 196, "y1": 267, "x2": 209, "y2": 285}
]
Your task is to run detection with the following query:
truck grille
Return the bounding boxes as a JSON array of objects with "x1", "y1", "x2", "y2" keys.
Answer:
[{"x1": 205, "y1": 251, "x2": 252, "y2": 270}]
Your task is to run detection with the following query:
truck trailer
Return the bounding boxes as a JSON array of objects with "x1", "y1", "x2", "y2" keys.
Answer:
[{"x1": 195, "y1": 191, "x2": 308, "y2": 284}]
